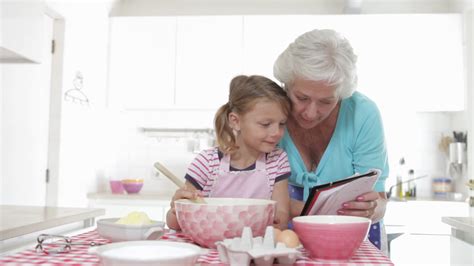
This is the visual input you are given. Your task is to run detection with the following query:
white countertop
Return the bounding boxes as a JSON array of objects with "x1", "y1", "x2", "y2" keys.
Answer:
[
  {"x1": 442, "y1": 216, "x2": 474, "y2": 233},
  {"x1": 442, "y1": 216, "x2": 474, "y2": 246},
  {"x1": 0, "y1": 205, "x2": 104, "y2": 241},
  {"x1": 389, "y1": 195, "x2": 468, "y2": 202},
  {"x1": 87, "y1": 192, "x2": 173, "y2": 202}
]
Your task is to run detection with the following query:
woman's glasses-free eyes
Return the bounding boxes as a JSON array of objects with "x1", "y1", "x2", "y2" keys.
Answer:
[{"x1": 35, "y1": 234, "x2": 102, "y2": 254}]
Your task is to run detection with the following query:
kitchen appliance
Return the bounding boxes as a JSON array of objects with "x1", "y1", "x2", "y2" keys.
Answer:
[
  {"x1": 35, "y1": 234, "x2": 104, "y2": 254},
  {"x1": 448, "y1": 141, "x2": 468, "y2": 197}
]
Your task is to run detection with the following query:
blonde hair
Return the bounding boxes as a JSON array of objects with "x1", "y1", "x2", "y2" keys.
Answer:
[{"x1": 214, "y1": 75, "x2": 291, "y2": 154}]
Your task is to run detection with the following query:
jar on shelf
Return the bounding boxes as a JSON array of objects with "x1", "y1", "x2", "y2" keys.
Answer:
[{"x1": 432, "y1": 177, "x2": 452, "y2": 196}]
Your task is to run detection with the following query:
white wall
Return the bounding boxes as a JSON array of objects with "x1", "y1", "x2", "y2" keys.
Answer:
[{"x1": 44, "y1": 1, "x2": 113, "y2": 207}]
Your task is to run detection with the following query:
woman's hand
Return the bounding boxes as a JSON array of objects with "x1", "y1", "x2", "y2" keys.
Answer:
[{"x1": 337, "y1": 191, "x2": 387, "y2": 221}]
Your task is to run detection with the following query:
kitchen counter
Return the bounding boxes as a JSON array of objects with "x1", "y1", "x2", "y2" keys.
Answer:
[
  {"x1": 389, "y1": 194, "x2": 467, "y2": 202},
  {"x1": 87, "y1": 193, "x2": 172, "y2": 222},
  {"x1": 87, "y1": 192, "x2": 173, "y2": 201},
  {"x1": 442, "y1": 216, "x2": 474, "y2": 265},
  {"x1": 442, "y1": 216, "x2": 474, "y2": 244},
  {"x1": 0, "y1": 205, "x2": 104, "y2": 241}
]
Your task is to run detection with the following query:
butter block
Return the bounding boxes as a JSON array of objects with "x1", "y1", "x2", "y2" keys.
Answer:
[{"x1": 115, "y1": 211, "x2": 153, "y2": 225}]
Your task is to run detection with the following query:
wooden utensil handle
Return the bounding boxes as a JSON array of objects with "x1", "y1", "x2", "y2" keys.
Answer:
[
  {"x1": 154, "y1": 162, "x2": 185, "y2": 188},
  {"x1": 154, "y1": 162, "x2": 206, "y2": 204}
]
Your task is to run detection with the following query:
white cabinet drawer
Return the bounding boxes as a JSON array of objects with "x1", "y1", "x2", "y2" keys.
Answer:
[{"x1": 385, "y1": 200, "x2": 469, "y2": 235}]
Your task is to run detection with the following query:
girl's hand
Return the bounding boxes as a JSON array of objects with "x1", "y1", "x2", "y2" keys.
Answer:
[
  {"x1": 337, "y1": 191, "x2": 379, "y2": 220},
  {"x1": 169, "y1": 187, "x2": 202, "y2": 214}
]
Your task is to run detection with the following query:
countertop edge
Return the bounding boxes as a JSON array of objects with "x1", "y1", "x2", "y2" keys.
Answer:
[
  {"x1": 441, "y1": 216, "x2": 474, "y2": 245},
  {"x1": 441, "y1": 216, "x2": 474, "y2": 233},
  {"x1": 0, "y1": 208, "x2": 105, "y2": 241},
  {"x1": 87, "y1": 192, "x2": 173, "y2": 201}
]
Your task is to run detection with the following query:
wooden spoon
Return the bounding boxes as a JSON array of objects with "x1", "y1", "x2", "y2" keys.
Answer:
[{"x1": 154, "y1": 162, "x2": 206, "y2": 204}]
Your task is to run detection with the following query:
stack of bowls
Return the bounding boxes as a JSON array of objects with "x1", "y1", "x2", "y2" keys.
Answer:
[{"x1": 121, "y1": 179, "x2": 144, "y2": 194}]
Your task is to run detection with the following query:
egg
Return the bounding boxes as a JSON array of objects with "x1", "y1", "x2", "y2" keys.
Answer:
[{"x1": 276, "y1": 229, "x2": 300, "y2": 248}]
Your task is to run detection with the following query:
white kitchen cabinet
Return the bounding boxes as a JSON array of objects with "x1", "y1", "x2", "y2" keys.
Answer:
[
  {"x1": 390, "y1": 233, "x2": 451, "y2": 265},
  {"x1": 108, "y1": 17, "x2": 177, "y2": 109},
  {"x1": 385, "y1": 200, "x2": 469, "y2": 235},
  {"x1": 391, "y1": 14, "x2": 464, "y2": 112},
  {"x1": 351, "y1": 14, "x2": 464, "y2": 112},
  {"x1": 442, "y1": 217, "x2": 474, "y2": 266},
  {"x1": 108, "y1": 16, "x2": 243, "y2": 111},
  {"x1": 0, "y1": 0, "x2": 44, "y2": 63},
  {"x1": 242, "y1": 16, "x2": 316, "y2": 80},
  {"x1": 174, "y1": 16, "x2": 243, "y2": 110},
  {"x1": 243, "y1": 14, "x2": 464, "y2": 112},
  {"x1": 108, "y1": 14, "x2": 464, "y2": 112},
  {"x1": 385, "y1": 199, "x2": 470, "y2": 263}
]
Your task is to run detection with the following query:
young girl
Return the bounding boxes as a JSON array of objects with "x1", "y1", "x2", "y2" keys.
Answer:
[{"x1": 166, "y1": 75, "x2": 291, "y2": 230}]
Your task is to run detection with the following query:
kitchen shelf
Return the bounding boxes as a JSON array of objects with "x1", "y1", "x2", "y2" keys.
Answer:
[
  {"x1": 87, "y1": 192, "x2": 173, "y2": 201},
  {"x1": 139, "y1": 127, "x2": 214, "y2": 139}
]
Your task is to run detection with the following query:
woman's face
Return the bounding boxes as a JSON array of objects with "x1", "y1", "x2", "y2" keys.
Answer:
[{"x1": 287, "y1": 78, "x2": 339, "y2": 129}]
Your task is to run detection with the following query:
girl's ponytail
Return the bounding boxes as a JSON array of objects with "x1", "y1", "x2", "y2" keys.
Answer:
[{"x1": 214, "y1": 103, "x2": 238, "y2": 153}]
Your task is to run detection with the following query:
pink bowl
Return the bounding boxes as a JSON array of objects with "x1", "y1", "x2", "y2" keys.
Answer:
[
  {"x1": 175, "y1": 198, "x2": 276, "y2": 248},
  {"x1": 109, "y1": 180, "x2": 124, "y2": 194},
  {"x1": 293, "y1": 215, "x2": 371, "y2": 261},
  {"x1": 121, "y1": 180, "x2": 143, "y2": 194}
]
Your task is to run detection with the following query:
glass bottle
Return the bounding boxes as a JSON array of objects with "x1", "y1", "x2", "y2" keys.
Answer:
[{"x1": 396, "y1": 157, "x2": 406, "y2": 198}]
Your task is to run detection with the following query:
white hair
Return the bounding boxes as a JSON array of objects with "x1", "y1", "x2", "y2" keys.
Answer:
[{"x1": 273, "y1": 29, "x2": 358, "y2": 99}]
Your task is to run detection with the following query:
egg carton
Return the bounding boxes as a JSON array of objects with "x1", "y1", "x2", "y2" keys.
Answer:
[{"x1": 215, "y1": 226, "x2": 301, "y2": 266}]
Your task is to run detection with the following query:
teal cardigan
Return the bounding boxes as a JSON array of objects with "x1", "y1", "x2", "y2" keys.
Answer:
[{"x1": 279, "y1": 91, "x2": 389, "y2": 201}]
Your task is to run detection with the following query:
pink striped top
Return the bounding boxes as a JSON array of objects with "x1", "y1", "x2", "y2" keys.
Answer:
[{"x1": 185, "y1": 147, "x2": 291, "y2": 198}]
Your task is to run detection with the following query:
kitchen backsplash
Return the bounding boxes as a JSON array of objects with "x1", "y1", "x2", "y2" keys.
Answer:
[{"x1": 101, "y1": 111, "x2": 467, "y2": 198}]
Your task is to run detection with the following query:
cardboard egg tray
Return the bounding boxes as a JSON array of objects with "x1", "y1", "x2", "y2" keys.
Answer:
[{"x1": 215, "y1": 226, "x2": 301, "y2": 266}]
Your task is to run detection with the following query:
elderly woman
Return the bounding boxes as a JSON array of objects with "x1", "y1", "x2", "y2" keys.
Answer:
[{"x1": 274, "y1": 29, "x2": 389, "y2": 251}]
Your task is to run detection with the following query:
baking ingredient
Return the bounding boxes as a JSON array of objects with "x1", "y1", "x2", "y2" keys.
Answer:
[
  {"x1": 115, "y1": 211, "x2": 153, "y2": 225},
  {"x1": 276, "y1": 229, "x2": 300, "y2": 248}
]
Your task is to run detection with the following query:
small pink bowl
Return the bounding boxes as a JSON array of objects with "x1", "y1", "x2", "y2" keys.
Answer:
[
  {"x1": 109, "y1": 180, "x2": 124, "y2": 194},
  {"x1": 293, "y1": 215, "x2": 371, "y2": 261},
  {"x1": 121, "y1": 179, "x2": 144, "y2": 194}
]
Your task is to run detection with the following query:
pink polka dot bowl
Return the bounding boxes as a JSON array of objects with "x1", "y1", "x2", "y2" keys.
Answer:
[
  {"x1": 174, "y1": 198, "x2": 276, "y2": 248},
  {"x1": 293, "y1": 215, "x2": 371, "y2": 261}
]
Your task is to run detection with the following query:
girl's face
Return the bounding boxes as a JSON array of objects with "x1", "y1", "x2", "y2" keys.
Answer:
[
  {"x1": 230, "y1": 100, "x2": 287, "y2": 155},
  {"x1": 287, "y1": 78, "x2": 339, "y2": 129}
]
